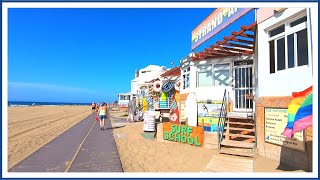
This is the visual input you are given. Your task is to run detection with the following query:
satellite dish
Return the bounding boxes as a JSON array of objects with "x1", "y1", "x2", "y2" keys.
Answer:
[{"x1": 170, "y1": 61, "x2": 174, "y2": 68}]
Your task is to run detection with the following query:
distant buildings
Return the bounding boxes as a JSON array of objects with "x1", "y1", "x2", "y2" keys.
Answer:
[
  {"x1": 130, "y1": 65, "x2": 168, "y2": 96},
  {"x1": 118, "y1": 65, "x2": 168, "y2": 109}
]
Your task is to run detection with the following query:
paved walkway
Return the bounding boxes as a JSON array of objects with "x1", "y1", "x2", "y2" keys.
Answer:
[{"x1": 9, "y1": 113, "x2": 123, "y2": 172}]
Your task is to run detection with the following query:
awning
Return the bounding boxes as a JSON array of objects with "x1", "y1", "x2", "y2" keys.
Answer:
[
  {"x1": 160, "y1": 66, "x2": 181, "y2": 77},
  {"x1": 192, "y1": 22, "x2": 257, "y2": 61}
]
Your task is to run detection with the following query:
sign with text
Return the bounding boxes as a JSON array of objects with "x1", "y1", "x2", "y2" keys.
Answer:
[
  {"x1": 163, "y1": 122, "x2": 204, "y2": 147},
  {"x1": 179, "y1": 93, "x2": 188, "y2": 121},
  {"x1": 197, "y1": 101, "x2": 223, "y2": 132},
  {"x1": 264, "y1": 108, "x2": 305, "y2": 152},
  {"x1": 143, "y1": 111, "x2": 155, "y2": 132},
  {"x1": 191, "y1": 8, "x2": 253, "y2": 50}
]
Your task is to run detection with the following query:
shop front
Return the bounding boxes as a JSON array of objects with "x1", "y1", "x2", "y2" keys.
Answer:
[
  {"x1": 255, "y1": 8, "x2": 315, "y2": 171},
  {"x1": 174, "y1": 8, "x2": 257, "y2": 150}
]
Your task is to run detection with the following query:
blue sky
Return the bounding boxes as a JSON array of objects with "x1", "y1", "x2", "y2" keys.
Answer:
[{"x1": 8, "y1": 8, "x2": 255, "y2": 103}]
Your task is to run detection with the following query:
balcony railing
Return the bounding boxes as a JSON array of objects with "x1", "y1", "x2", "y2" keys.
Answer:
[{"x1": 156, "y1": 98, "x2": 172, "y2": 109}]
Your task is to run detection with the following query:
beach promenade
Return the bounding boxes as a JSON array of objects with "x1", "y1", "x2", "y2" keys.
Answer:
[
  {"x1": 7, "y1": 107, "x2": 306, "y2": 173},
  {"x1": 9, "y1": 112, "x2": 123, "y2": 172}
]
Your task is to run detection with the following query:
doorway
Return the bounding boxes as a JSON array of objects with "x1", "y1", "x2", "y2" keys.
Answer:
[{"x1": 233, "y1": 60, "x2": 254, "y2": 112}]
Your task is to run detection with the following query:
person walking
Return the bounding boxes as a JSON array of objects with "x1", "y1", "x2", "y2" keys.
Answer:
[
  {"x1": 97, "y1": 102, "x2": 107, "y2": 130},
  {"x1": 91, "y1": 102, "x2": 96, "y2": 114}
]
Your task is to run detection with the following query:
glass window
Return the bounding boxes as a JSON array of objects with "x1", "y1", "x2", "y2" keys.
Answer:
[
  {"x1": 213, "y1": 64, "x2": 230, "y2": 86},
  {"x1": 196, "y1": 64, "x2": 230, "y2": 87},
  {"x1": 197, "y1": 65, "x2": 212, "y2": 87},
  {"x1": 268, "y1": 14, "x2": 309, "y2": 74},
  {"x1": 182, "y1": 67, "x2": 190, "y2": 89},
  {"x1": 290, "y1": 16, "x2": 307, "y2": 27},
  {"x1": 269, "y1": 40, "x2": 275, "y2": 73},
  {"x1": 185, "y1": 74, "x2": 190, "y2": 88},
  {"x1": 287, "y1": 34, "x2": 295, "y2": 68},
  {"x1": 277, "y1": 38, "x2": 286, "y2": 71},
  {"x1": 297, "y1": 29, "x2": 308, "y2": 66},
  {"x1": 198, "y1": 71, "x2": 213, "y2": 87},
  {"x1": 269, "y1": 25, "x2": 285, "y2": 37}
]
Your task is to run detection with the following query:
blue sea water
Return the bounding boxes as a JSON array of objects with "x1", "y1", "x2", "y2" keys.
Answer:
[{"x1": 8, "y1": 101, "x2": 90, "y2": 107}]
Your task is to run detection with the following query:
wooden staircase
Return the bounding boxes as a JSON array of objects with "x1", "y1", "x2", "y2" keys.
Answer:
[{"x1": 219, "y1": 112, "x2": 256, "y2": 157}]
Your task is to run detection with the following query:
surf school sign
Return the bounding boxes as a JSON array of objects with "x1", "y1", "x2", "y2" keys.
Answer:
[
  {"x1": 191, "y1": 8, "x2": 253, "y2": 50},
  {"x1": 163, "y1": 122, "x2": 204, "y2": 147}
]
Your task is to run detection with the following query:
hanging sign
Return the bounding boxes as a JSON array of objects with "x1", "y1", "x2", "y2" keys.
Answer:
[
  {"x1": 162, "y1": 81, "x2": 174, "y2": 93},
  {"x1": 191, "y1": 8, "x2": 253, "y2": 50}
]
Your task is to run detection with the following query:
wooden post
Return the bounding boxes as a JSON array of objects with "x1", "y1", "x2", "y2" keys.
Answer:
[
  {"x1": 186, "y1": 118, "x2": 188, "y2": 127},
  {"x1": 227, "y1": 99, "x2": 230, "y2": 112},
  {"x1": 226, "y1": 118, "x2": 230, "y2": 140}
]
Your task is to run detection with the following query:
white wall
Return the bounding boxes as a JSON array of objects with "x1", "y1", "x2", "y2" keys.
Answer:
[
  {"x1": 180, "y1": 56, "x2": 251, "y2": 102},
  {"x1": 131, "y1": 81, "x2": 139, "y2": 95},
  {"x1": 309, "y1": 7, "x2": 318, "y2": 94},
  {"x1": 195, "y1": 86, "x2": 232, "y2": 101},
  {"x1": 130, "y1": 65, "x2": 167, "y2": 95},
  {"x1": 257, "y1": 8, "x2": 313, "y2": 97}
]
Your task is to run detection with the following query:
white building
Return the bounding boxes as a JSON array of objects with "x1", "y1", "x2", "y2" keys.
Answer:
[
  {"x1": 256, "y1": 8, "x2": 315, "y2": 97},
  {"x1": 179, "y1": 21, "x2": 256, "y2": 130},
  {"x1": 254, "y1": 7, "x2": 315, "y2": 172},
  {"x1": 117, "y1": 65, "x2": 168, "y2": 109},
  {"x1": 130, "y1": 65, "x2": 168, "y2": 96},
  {"x1": 117, "y1": 92, "x2": 132, "y2": 108}
]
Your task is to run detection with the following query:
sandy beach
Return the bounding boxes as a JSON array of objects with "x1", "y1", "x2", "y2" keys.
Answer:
[
  {"x1": 109, "y1": 110, "x2": 305, "y2": 173},
  {"x1": 8, "y1": 106, "x2": 92, "y2": 169},
  {"x1": 7, "y1": 106, "x2": 305, "y2": 172},
  {"x1": 113, "y1": 122, "x2": 216, "y2": 172}
]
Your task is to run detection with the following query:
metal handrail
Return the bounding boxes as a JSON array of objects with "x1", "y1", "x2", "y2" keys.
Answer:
[{"x1": 217, "y1": 89, "x2": 228, "y2": 150}]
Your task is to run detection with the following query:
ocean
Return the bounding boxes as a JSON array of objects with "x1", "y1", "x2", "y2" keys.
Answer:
[{"x1": 8, "y1": 101, "x2": 90, "y2": 107}]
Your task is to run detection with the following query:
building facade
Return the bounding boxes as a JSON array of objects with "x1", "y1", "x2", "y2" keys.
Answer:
[{"x1": 255, "y1": 7, "x2": 315, "y2": 172}]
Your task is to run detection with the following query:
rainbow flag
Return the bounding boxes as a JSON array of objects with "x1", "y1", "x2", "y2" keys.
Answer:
[{"x1": 282, "y1": 86, "x2": 313, "y2": 138}]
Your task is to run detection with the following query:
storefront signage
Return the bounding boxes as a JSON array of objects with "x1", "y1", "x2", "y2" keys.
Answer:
[
  {"x1": 163, "y1": 122, "x2": 204, "y2": 147},
  {"x1": 197, "y1": 101, "x2": 222, "y2": 132},
  {"x1": 264, "y1": 108, "x2": 305, "y2": 152},
  {"x1": 162, "y1": 81, "x2": 174, "y2": 93},
  {"x1": 143, "y1": 111, "x2": 155, "y2": 132},
  {"x1": 191, "y1": 8, "x2": 253, "y2": 50}
]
